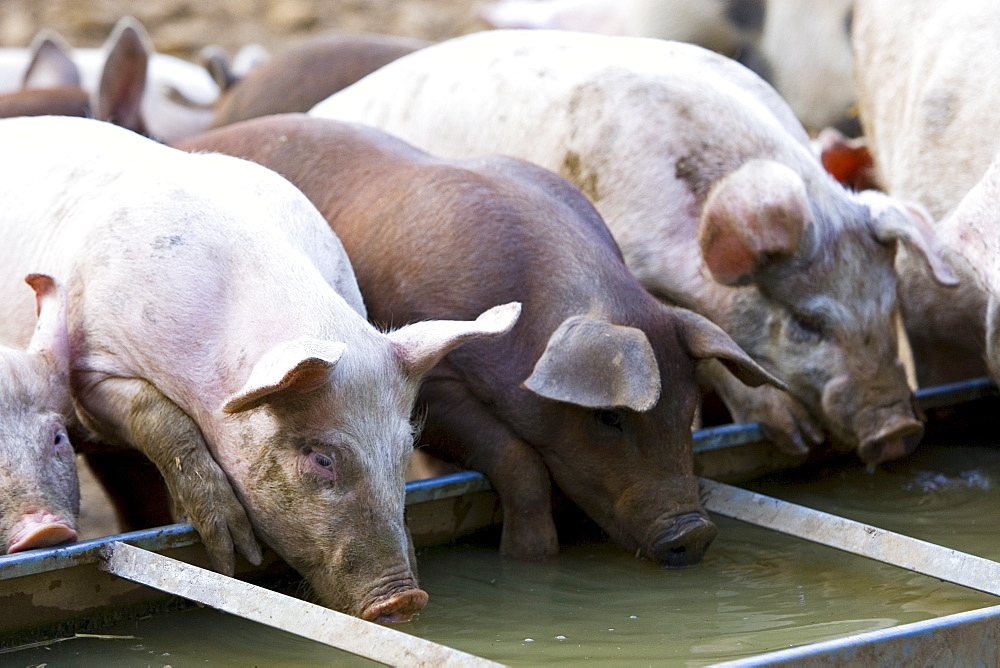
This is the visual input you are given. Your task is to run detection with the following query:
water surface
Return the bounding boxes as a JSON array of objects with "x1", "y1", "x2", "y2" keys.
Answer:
[{"x1": 7, "y1": 445, "x2": 998, "y2": 666}]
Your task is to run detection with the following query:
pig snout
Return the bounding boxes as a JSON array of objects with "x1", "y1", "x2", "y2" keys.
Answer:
[
  {"x1": 858, "y1": 415, "x2": 924, "y2": 466},
  {"x1": 822, "y1": 373, "x2": 924, "y2": 465},
  {"x1": 648, "y1": 511, "x2": 718, "y2": 568},
  {"x1": 360, "y1": 587, "x2": 430, "y2": 624},
  {"x1": 7, "y1": 510, "x2": 78, "y2": 553}
]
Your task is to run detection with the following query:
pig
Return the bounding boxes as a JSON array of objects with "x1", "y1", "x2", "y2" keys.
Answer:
[
  {"x1": 478, "y1": 0, "x2": 858, "y2": 135},
  {"x1": 205, "y1": 32, "x2": 431, "y2": 129},
  {"x1": 175, "y1": 113, "x2": 784, "y2": 564},
  {"x1": 0, "y1": 17, "x2": 217, "y2": 142},
  {"x1": 312, "y1": 30, "x2": 959, "y2": 464},
  {"x1": 0, "y1": 115, "x2": 519, "y2": 621},
  {"x1": 0, "y1": 19, "x2": 147, "y2": 135},
  {"x1": 853, "y1": 0, "x2": 1000, "y2": 387},
  {"x1": 0, "y1": 274, "x2": 80, "y2": 554}
]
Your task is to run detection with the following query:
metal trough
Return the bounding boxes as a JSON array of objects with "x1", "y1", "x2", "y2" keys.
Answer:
[{"x1": 0, "y1": 377, "x2": 996, "y2": 665}]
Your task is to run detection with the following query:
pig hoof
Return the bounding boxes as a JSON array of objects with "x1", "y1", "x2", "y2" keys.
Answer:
[
  {"x1": 7, "y1": 513, "x2": 78, "y2": 553},
  {"x1": 650, "y1": 512, "x2": 717, "y2": 568},
  {"x1": 360, "y1": 588, "x2": 429, "y2": 624}
]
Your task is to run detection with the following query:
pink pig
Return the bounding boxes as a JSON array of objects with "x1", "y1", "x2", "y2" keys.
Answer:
[{"x1": 0, "y1": 115, "x2": 519, "y2": 622}]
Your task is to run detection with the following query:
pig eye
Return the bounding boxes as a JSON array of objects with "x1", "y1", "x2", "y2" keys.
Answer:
[
  {"x1": 312, "y1": 452, "x2": 334, "y2": 469},
  {"x1": 593, "y1": 409, "x2": 623, "y2": 431},
  {"x1": 789, "y1": 312, "x2": 824, "y2": 342},
  {"x1": 53, "y1": 429, "x2": 70, "y2": 449}
]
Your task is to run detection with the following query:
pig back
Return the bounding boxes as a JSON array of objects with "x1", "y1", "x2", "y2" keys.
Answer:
[{"x1": 854, "y1": 0, "x2": 1000, "y2": 220}]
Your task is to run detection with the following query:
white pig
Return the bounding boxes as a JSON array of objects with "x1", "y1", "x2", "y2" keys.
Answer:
[
  {"x1": 312, "y1": 29, "x2": 957, "y2": 464},
  {"x1": 0, "y1": 115, "x2": 520, "y2": 622},
  {"x1": 853, "y1": 0, "x2": 1000, "y2": 386},
  {"x1": 0, "y1": 274, "x2": 79, "y2": 554},
  {"x1": 478, "y1": 0, "x2": 858, "y2": 135}
]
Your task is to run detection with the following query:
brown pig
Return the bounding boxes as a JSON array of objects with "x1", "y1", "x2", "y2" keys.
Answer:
[
  {"x1": 176, "y1": 114, "x2": 785, "y2": 565},
  {"x1": 206, "y1": 32, "x2": 430, "y2": 129}
]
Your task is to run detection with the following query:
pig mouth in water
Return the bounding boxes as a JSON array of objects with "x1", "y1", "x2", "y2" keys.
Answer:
[{"x1": 647, "y1": 512, "x2": 718, "y2": 568}]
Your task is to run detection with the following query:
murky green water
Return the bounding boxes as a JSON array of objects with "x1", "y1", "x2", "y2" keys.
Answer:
[{"x1": 7, "y1": 445, "x2": 1000, "y2": 666}]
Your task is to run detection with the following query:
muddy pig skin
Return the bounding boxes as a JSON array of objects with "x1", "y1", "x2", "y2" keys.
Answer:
[
  {"x1": 207, "y1": 32, "x2": 431, "y2": 129},
  {"x1": 853, "y1": 0, "x2": 1000, "y2": 387},
  {"x1": 177, "y1": 114, "x2": 784, "y2": 565},
  {"x1": 0, "y1": 115, "x2": 520, "y2": 622},
  {"x1": 311, "y1": 30, "x2": 959, "y2": 465},
  {"x1": 0, "y1": 275, "x2": 79, "y2": 554}
]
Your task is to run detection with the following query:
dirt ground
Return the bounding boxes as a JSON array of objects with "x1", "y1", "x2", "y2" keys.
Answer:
[
  {"x1": 1, "y1": 0, "x2": 488, "y2": 540},
  {"x1": 0, "y1": 0, "x2": 489, "y2": 59}
]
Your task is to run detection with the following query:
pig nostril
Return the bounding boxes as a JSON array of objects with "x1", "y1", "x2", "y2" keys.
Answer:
[
  {"x1": 650, "y1": 513, "x2": 717, "y2": 568},
  {"x1": 670, "y1": 546, "x2": 687, "y2": 555}
]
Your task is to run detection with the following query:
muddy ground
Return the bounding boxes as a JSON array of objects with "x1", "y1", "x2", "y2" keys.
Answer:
[
  {"x1": 0, "y1": 0, "x2": 488, "y2": 59},
  {"x1": 1, "y1": 0, "x2": 489, "y2": 539}
]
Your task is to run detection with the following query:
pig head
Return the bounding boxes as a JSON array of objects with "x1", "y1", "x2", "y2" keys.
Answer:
[
  {"x1": 175, "y1": 114, "x2": 784, "y2": 565},
  {"x1": 0, "y1": 274, "x2": 79, "y2": 554},
  {"x1": 699, "y1": 162, "x2": 956, "y2": 463}
]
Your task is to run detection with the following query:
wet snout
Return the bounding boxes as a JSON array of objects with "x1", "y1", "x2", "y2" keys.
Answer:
[
  {"x1": 361, "y1": 587, "x2": 429, "y2": 624},
  {"x1": 648, "y1": 511, "x2": 718, "y2": 568},
  {"x1": 6, "y1": 510, "x2": 78, "y2": 553},
  {"x1": 858, "y1": 414, "x2": 923, "y2": 465}
]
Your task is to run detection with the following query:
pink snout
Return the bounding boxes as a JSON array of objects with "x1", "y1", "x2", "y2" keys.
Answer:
[
  {"x1": 360, "y1": 588, "x2": 429, "y2": 624},
  {"x1": 649, "y1": 512, "x2": 718, "y2": 568},
  {"x1": 858, "y1": 416, "x2": 924, "y2": 465},
  {"x1": 7, "y1": 511, "x2": 78, "y2": 553}
]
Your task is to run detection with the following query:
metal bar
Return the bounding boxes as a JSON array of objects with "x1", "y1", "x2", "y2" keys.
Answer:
[
  {"x1": 98, "y1": 541, "x2": 506, "y2": 668},
  {"x1": 710, "y1": 603, "x2": 1000, "y2": 666},
  {"x1": 404, "y1": 470, "x2": 493, "y2": 504},
  {"x1": 914, "y1": 376, "x2": 997, "y2": 409},
  {"x1": 700, "y1": 478, "x2": 1000, "y2": 597}
]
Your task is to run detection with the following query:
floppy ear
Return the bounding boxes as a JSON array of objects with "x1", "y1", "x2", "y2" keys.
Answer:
[
  {"x1": 671, "y1": 307, "x2": 786, "y2": 391},
  {"x1": 24, "y1": 273, "x2": 71, "y2": 380},
  {"x1": 23, "y1": 31, "x2": 80, "y2": 89},
  {"x1": 858, "y1": 191, "x2": 959, "y2": 287},
  {"x1": 523, "y1": 316, "x2": 661, "y2": 411},
  {"x1": 388, "y1": 302, "x2": 521, "y2": 377},
  {"x1": 95, "y1": 16, "x2": 150, "y2": 135},
  {"x1": 222, "y1": 339, "x2": 347, "y2": 414},
  {"x1": 699, "y1": 160, "x2": 812, "y2": 286}
]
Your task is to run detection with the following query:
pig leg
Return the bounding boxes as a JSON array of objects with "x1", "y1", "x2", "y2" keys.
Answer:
[
  {"x1": 419, "y1": 378, "x2": 559, "y2": 560},
  {"x1": 74, "y1": 374, "x2": 261, "y2": 574},
  {"x1": 82, "y1": 449, "x2": 174, "y2": 531},
  {"x1": 697, "y1": 359, "x2": 823, "y2": 456}
]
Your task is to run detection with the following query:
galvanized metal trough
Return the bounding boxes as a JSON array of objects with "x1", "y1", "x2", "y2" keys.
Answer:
[{"x1": 0, "y1": 377, "x2": 997, "y2": 665}]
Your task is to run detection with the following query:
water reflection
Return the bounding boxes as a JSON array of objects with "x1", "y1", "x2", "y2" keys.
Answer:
[{"x1": 6, "y1": 445, "x2": 999, "y2": 666}]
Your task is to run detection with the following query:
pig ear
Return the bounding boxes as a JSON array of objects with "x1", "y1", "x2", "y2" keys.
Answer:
[
  {"x1": 95, "y1": 17, "x2": 150, "y2": 135},
  {"x1": 699, "y1": 160, "x2": 812, "y2": 286},
  {"x1": 523, "y1": 316, "x2": 661, "y2": 412},
  {"x1": 671, "y1": 307, "x2": 787, "y2": 391},
  {"x1": 222, "y1": 339, "x2": 347, "y2": 414},
  {"x1": 859, "y1": 191, "x2": 960, "y2": 287},
  {"x1": 24, "y1": 273, "x2": 71, "y2": 379},
  {"x1": 200, "y1": 45, "x2": 241, "y2": 92},
  {"x1": 23, "y1": 31, "x2": 80, "y2": 89},
  {"x1": 388, "y1": 302, "x2": 522, "y2": 377}
]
